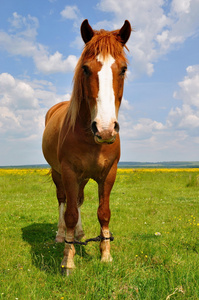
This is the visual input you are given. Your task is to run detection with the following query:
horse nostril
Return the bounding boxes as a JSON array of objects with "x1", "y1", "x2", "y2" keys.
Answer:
[
  {"x1": 91, "y1": 121, "x2": 98, "y2": 135},
  {"x1": 114, "y1": 121, "x2": 120, "y2": 133}
]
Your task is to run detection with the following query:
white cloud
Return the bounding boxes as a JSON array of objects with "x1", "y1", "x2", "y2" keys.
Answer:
[
  {"x1": 121, "y1": 118, "x2": 164, "y2": 140},
  {"x1": 0, "y1": 12, "x2": 78, "y2": 74},
  {"x1": 0, "y1": 73, "x2": 42, "y2": 144},
  {"x1": 60, "y1": 5, "x2": 84, "y2": 30},
  {"x1": 168, "y1": 105, "x2": 199, "y2": 130},
  {"x1": 8, "y1": 12, "x2": 39, "y2": 39},
  {"x1": 0, "y1": 73, "x2": 39, "y2": 110},
  {"x1": 119, "y1": 63, "x2": 199, "y2": 161},
  {"x1": 0, "y1": 73, "x2": 70, "y2": 155},
  {"x1": 157, "y1": 0, "x2": 199, "y2": 52},
  {"x1": 173, "y1": 65, "x2": 199, "y2": 107},
  {"x1": 171, "y1": 0, "x2": 191, "y2": 14},
  {"x1": 70, "y1": 36, "x2": 84, "y2": 49},
  {"x1": 34, "y1": 50, "x2": 78, "y2": 74},
  {"x1": 0, "y1": 30, "x2": 37, "y2": 57},
  {"x1": 166, "y1": 64, "x2": 199, "y2": 136},
  {"x1": 0, "y1": 72, "x2": 72, "y2": 165},
  {"x1": 120, "y1": 98, "x2": 131, "y2": 111},
  {"x1": 60, "y1": 5, "x2": 80, "y2": 20}
]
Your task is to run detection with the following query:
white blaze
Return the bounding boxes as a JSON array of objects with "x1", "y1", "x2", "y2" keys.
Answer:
[{"x1": 96, "y1": 54, "x2": 116, "y2": 129}]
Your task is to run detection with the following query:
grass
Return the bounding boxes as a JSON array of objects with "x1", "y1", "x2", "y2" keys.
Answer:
[{"x1": 0, "y1": 168, "x2": 199, "y2": 299}]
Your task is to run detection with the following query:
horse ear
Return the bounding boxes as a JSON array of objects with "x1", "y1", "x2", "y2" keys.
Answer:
[
  {"x1": 81, "y1": 19, "x2": 94, "y2": 44},
  {"x1": 119, "y1": 20, "x2": 131, "y2": 45}
]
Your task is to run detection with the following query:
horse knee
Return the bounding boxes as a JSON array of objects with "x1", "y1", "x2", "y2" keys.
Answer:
[
  {"x1": 57, "y1": 189, "x2": 66, "y2": 204},
  {"x1": 65, "y1": 207, "x2": 78, "y2": 229},
  {"x1": 97, "y1": 206, "x2": 111, "y2": 227}
]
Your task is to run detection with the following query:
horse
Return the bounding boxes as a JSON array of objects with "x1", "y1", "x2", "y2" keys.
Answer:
[{"x1": 42, "y1": 19, "x2": 131, "y2": 272}]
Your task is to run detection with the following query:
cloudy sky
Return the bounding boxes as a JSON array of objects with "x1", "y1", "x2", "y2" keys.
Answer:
[{"x1": 0, "y1": 0, "x2": 199, "y2": 166}]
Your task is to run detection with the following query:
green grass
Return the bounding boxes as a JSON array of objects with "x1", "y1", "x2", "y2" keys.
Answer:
[{"x1": 0, "y1": 169, "x2": 199, "y2": 299}]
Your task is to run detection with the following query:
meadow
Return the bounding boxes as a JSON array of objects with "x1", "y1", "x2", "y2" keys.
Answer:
[{"x1": 0, "y1": 168, "x2": 199, "y2": 299}]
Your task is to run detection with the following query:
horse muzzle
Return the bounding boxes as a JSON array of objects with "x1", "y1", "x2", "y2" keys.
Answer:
[
  {"x1": 94, "y1": 135, "x2": 116, "y2": 144},
  {"x1": 91, "y1": 121, "x2": 119, "y2": 144}
]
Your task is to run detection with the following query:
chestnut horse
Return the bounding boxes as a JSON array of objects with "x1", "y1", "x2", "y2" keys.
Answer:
[{"x1": 42, "y1": 19, "x2": 131, "y2": 272}]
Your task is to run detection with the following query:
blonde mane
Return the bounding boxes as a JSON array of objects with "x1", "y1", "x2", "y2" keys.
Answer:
[{"x1": 65, "y1": 29, "x2": 129, "y2": 132}]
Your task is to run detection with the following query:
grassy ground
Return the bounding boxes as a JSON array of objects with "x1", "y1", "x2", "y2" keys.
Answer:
[{"x1": 0, "y1": 168, "x2": 199, "y2": 299}]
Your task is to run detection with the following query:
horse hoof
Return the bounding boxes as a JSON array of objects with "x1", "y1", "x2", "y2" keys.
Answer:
[
  {"x1": 101, "y1": 255, "x2": 113, "y2": 263},
  {"x1": 61, "y1": 267, "x2": 73, "y2": 276},
  {"x1": 55, "y1": 235, "x2": 65, "y2": 243},
  {"x1": 66, "y1": 268, "x2": 73, "y2": 276}
]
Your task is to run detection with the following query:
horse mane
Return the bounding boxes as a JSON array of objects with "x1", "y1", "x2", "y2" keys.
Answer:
[{"x1": 65, "y1": 29, "x2": 129, "y2": 132}]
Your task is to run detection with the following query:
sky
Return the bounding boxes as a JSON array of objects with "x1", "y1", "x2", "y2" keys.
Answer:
[{"x1": 0, "y1": 0, "x2": 199, "y2": 166}]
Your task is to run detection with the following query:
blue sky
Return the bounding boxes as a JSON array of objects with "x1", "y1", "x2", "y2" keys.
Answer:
[{"x1": 0, "y1": 0, "x2": 199, "y2": 165}]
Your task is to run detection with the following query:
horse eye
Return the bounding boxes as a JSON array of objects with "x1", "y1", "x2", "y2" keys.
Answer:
[
  {"x1": 120, "y1": 66, "x2": 127, "y2": 76},
  {"x1": 82, "y1": 65, "x2": 90, "y2": 76}
]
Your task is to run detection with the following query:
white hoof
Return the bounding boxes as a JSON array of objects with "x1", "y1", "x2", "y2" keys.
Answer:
[
  {"x1": 101, "y1": 254, "x2": 113, "y2": 263},
  {"x1": 61, "y1": 266, "x2": 74, "y2": 276}
]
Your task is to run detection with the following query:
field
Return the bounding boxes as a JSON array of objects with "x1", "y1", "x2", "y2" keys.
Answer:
[{"x1": 0, "y1": 168, "x2": 199, "y2": 299}]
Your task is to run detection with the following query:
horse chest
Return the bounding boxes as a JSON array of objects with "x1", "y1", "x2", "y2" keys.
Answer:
[{"x1": 63, "y1": 145, "x2": 117, "y2": 181}]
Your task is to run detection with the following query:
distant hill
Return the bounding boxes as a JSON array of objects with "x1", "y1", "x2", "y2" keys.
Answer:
[
  {"x1": 118, "y1": 161, "x2": 199, "y2": 168},
  {"x1": 1, "y1": 162, "x2": 199, "y2": 169},
  {"x1": 0, "y1": 164, "x2": 50, "y2": 169}
]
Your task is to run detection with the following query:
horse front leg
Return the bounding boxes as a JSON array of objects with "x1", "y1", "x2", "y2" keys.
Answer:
[
  {"x1": 98, "y1": 162, "x2": 117, "y2": 262},
  {"x1": 60, "y1": 166, "x2": 79, "y2": 272}
]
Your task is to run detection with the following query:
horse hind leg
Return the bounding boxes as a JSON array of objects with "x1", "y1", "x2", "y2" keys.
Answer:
[
  {"x1": 74, "y1": 207, "x2": 84, "y2": 240},
  {"x1": 56, "y1": 201, "x2": 66, "y2": 243},
  {"x1": 52, "y1": 169, "x2": 66, "y2": 243}
]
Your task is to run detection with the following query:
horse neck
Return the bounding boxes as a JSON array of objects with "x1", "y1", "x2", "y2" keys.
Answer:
[{"x1": 76, "y1": 96, "x2": 91, "y2": 132}]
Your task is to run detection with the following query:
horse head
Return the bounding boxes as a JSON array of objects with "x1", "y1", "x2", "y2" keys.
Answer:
[{"x1": 80, "y1": 19, "x2": 131, "y2": 144}]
